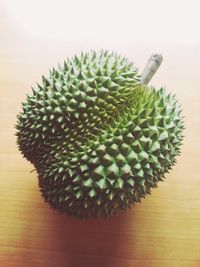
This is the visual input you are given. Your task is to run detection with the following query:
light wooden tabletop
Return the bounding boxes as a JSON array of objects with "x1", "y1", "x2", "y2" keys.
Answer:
[{"x1": 0, "y1": 5, "x2": 200, "y2": 267}]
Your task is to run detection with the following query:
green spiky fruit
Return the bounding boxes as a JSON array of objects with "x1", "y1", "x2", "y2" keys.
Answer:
[{"x1": 16, "y1": 51, "x2": 184, "y2": 219}]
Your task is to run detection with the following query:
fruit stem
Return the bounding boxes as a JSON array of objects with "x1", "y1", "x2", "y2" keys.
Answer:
[{"x1": 141, "y1": 54, "x2": 163, "y2": 84}]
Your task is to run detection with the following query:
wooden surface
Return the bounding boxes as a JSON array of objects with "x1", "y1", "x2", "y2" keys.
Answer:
[{"x1": 1, "y1": 6, "x2": 200, "y2": 267}]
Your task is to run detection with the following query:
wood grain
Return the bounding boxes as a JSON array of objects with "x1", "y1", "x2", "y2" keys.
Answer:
[{"x1": 0, "y1": 6, "x2": 200, "y2": 267}]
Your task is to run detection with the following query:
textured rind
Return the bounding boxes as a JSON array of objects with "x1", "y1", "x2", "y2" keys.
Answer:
[{"x1": 16, "y1": 51, "x2": 184, "y2": 219}]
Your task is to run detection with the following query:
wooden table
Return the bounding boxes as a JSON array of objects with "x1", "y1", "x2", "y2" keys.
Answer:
[{"x1": 0, "y1": 6, "x2": 200, "y2": 267}]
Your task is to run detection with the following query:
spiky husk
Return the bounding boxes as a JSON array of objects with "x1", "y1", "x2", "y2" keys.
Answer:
[{"x1": 16, "y1": 51, "x2": 184, "y2": 219}]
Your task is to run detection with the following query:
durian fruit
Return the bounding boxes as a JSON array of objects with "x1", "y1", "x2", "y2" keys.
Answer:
[{"x1": 16, "y1": 51, "x2": 184, "y2": 219}]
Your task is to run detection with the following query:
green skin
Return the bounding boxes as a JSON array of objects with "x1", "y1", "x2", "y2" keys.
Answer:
[{"x1": 16, "y1": 51, "x2": 184, "y2": 219}]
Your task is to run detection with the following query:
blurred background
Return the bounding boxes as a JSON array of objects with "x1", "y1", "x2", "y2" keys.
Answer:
[
  {"x1": 1, "y1": 0, "x2": 200, "y2": 88},
  {"x1": 0, "y1": 1, "x2": 200, "y2": 266}
]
